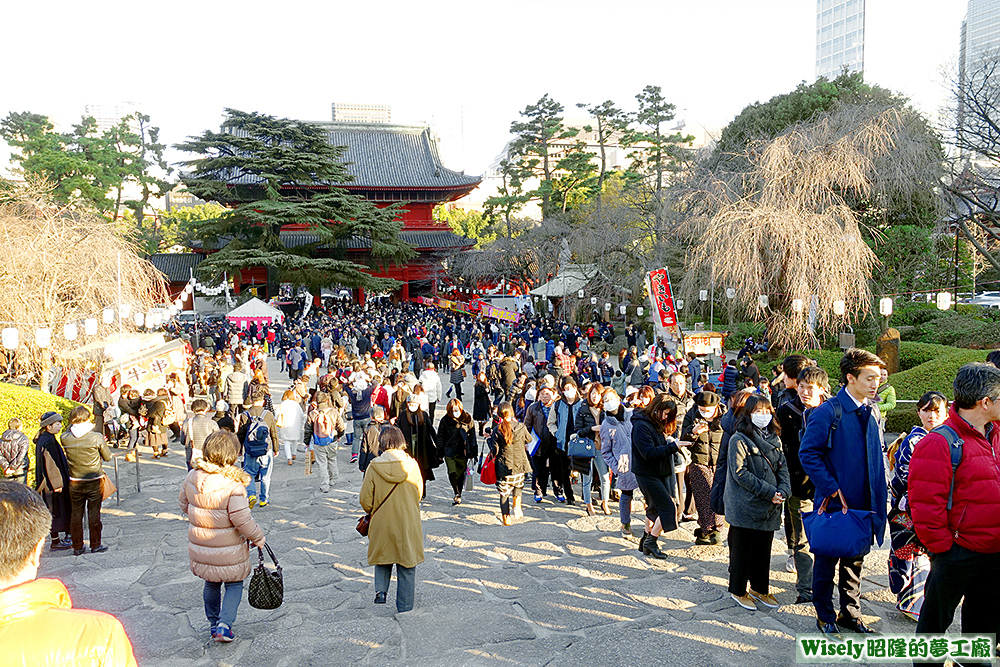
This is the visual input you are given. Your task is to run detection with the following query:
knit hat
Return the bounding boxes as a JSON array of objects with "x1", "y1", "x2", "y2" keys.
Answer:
[
  {"x1": 695, "y1": 391, "x2": 720, "y2": 407},
  {"x1": 406, "y1": 392, "x2": 420, "y2": 405},
  {"x1": 39, "y1": 411, "x2": 62, "y2": 427}
]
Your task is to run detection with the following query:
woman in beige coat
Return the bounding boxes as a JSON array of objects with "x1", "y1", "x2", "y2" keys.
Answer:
[
  {"x1": 179, "y1": 430, "x2": 265, "y2": 642},
  {"x1": 359, "y1": 426, "x2": 424, "y2": 612}
]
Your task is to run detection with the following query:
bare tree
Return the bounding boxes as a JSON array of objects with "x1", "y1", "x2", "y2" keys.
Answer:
[
  {"x1": 0, "y1": 178, "x2": 168, "y2": 386},
  {"x1": 682, "y1": 103, "x2": 943, "y2": 349}
]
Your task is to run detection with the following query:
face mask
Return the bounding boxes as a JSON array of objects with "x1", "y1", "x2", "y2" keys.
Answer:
[
  {"x1": 525, "y1": 389, "x2": 537, "y2": 402},
  {"x1": 452, "y1": 410, "x2": 461, "y2": 418},
  {"x1": 408, "y1": 404, "x2": 419, "y2": 412},
  {"x1": 751, "y1": 413, "x2": 772, "y2": 429},
  {"x1": 604, "y1": 399, "x2": 620, "y2": 413},
  {"x1": 698, "y1": 408, "x2": 714, "y2": 419},
  {"x1": 564, "y1": 388, "x2": 576, "y2": 400}
]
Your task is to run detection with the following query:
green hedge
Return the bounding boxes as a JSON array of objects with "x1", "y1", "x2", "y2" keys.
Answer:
[{"x1": 0, "y1": 383, "x2": 80, "y2": 488}]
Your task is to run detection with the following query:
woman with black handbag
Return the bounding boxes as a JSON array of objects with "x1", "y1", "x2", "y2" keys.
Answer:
[
  {"x1": 179, "y1": 430, "x2": 266, "y2": 642},
  {"x1": 360, "y1": 426, "x2": 424, "y2": 612}
]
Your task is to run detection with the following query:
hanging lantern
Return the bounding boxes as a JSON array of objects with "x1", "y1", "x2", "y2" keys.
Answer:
[
  {"x1": 590, "y1": 297, "x2": 597, "y2": 306},
  {"x1": 833, "y1": 300, "x2": 846, "y2": 316},
  {"x1": 758, "y1": 295, "x2": 769, "y2": 309},
  {"x1": 174, "y1": 298, "x2": 183, "y2": 308},
  {"x1": 102, "y1": 308, "x2": 115, "y2": 324},
  {"x1": 619, "y1": 305, "x2": 627, "y2": 315},
  {"x1": 936, "y1": 292, "x2": 952, "y2": 311},
  {"x1": 699, "y1": 290, "x2": 708, "y2": 301},
  {"x1": 84, "y1": 318, "x2": 98, "y2": 336},
  {"x1": 791, "y1": 299, "x2": 804, "y2": 313},
  {"x1": 64, "y1": 323, "x2": 78, "y2": 341},
  {"x1": 2, "y1": 328, "x2": 18, "y2": 350},
  {"x1": 35, "y1": 328, "x2": 51, "y2": 349},
  {"x1": 677, "y1": 299, "x2": 684, "y2": 310},
  {"x1": 134, "y1": 312, "x2": 144, "y2": 327},
  {"x1": 604, "y1": 303, "x2": 611, "y2": 311},
  {"x1": 119, "y1": 303, "x2": 131, "y2": 319},
  {"x1": 577, "y1": 289, "x2": 585, "y2": 299},
  {"x1": 725, "y1": 288, "x2": 736, "y2": 299},
  {"x1": 637, "y1": 307, "x2": 644, "y2": 316},
  {"x1": 879, "y1": 298, "x2": 893, "y2": 317}
]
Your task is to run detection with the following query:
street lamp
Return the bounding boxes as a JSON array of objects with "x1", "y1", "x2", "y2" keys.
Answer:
[
  {"x1": 833, "y1": 300, "x2": 846, "y2": 316},
  {"x1": 879, "y1": 297, "x2": 893, "y2": 333},
  {"x1": 791, "y1": 299, "x2": 804, "y2": 313}
]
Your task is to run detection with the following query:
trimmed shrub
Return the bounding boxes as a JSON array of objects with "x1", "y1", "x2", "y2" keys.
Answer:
[{"x1": 0, "y1": 383, "x2": 80, "y2": 487}]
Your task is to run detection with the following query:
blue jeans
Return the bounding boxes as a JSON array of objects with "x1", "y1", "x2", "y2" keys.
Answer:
[
  {"x1": 204, "y1": 579, "x2": 243, "y2": 630},
  {"x1": 580, "y1": 456, "x2": 610, "y2": 505},
  {"x1": 620, "y1": 489, "x2": 634, "y2": 525},
  {"x1": 244, "y1": 452, "x2": 273, "y2": 503},
  {"x1": 375, "y1": 563, "x2": 416, "y2": 612},
  {"x1": 352, "y1": 417, "x2": 371, "y2": 457}
]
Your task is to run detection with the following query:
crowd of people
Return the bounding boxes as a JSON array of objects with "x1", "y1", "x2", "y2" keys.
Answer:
[{"x1": 2, "y1": 298, "x2": 999, "y2": 663}]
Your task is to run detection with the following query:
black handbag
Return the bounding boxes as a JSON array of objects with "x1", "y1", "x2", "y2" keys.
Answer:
[{"x1": 247, "y1": 543, "x2": 283, "y2": 609}]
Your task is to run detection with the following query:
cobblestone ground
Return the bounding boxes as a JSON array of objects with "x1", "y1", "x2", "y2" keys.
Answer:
[{"x1": 37, "y1": 357, "x2": 958, "y2": 667}]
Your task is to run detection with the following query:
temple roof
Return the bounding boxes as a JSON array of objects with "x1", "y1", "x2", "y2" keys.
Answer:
[
  {"x1": 149, "y1": 253, "x2": 203, "y2": 283},
  {"x1": 210, "y1": 122, "x2": 480, "y2": 196}
]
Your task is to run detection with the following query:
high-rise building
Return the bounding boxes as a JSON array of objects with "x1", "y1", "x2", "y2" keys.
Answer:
[
  {"x1": 815, "y1": 0, "x2": 866, "y2": 80},
  {"x1": 330, "y1": 103, "x2": 391, "y2": 124},
  {"x1": 961, "y1": 0, "x2": 1000, "y2": 79},
  {"x1": 83, "y1": 102, "x2": 140, "y2": 134}
]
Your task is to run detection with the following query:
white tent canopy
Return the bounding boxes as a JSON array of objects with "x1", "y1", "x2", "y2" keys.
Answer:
[
  {"x1": 226, "y1": 298, "x2": 285, "y2": 326},
  {"x1": 529, "y1": 264, "x2": 598, "y2": 298}
]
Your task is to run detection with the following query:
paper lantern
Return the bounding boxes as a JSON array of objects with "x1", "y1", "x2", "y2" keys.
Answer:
[
  {"x1": 174, "y1": 298, "x2": 183, "y2": 308},
  {"x1": 791, "y1": 299, "x2": 804, "y2": 313},
  {"x1": 2, "y1": 328, "x2": 18, "y2": 350},
  {"x1": 619, "y1": 305, "x2": 626, "y2": 315},
  {"x1": 879, "y1": 298, "x2": 893, "y2": 317},
  {"x1": 63, "y1": 323, "x2": 78, "y2": 341},
  {"x1": 604, "y1": 303, "x2": 611, "y2": 311},
  {"x1": 636, "y1": 307, "x2": 644, "y2": 316},
  {"x1": 578, "y1": 289, "x2": 585, "y2": 299},
  {"x1": 725, "y1": 288, "x2": 736, "y2": 299},
  {"x1": 103, "y1": 308, "x2": 115, "y2": 324},
  {"x1": 119, "y1": 303, "x2": 131, "y2": 319},
  {"x1": 84, "y1": 318, "x2": 98, "y2": 336},
  {"x1": 35, "y1": 328, "x2": 51, "y2": 349},
  {"x1": 758, "y1": 295, "x2": 769, "y2": 309},
  {"x1": 590, "y1": 297, "x2": 597, "y2": 305},
  {"x1": 833, "y1": 300, "x2": 846, "y2": 316},
  {"x1": 134, "y1": 312, "x2": 144, "y2": 327},
  {"x1": 936, "y1": 292, "x2": 952, "y2": 311},
  {"x1": 677, "y1": 299, "x2": 684, "y2": 310},
  {"x1": 699, "y1": 290, "x2": 708, "y2": 301}
]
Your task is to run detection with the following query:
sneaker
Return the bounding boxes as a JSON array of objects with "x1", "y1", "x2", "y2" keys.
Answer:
[
  {"x1": 350, "y1": 454, "x2": 358, "y2": 463},
  {"x1": 374, "y1": 591, "x2": 387, "y2": 604},
  {"x1": 213, "y1": 624, "x2": 234, "y2": 642},
  {"x1": 748, "y1": 589, "x2": 779, "y2": 609},
  {"x1": 555, "y1": 494, "x2": 566, "y2": 503},
  {"x1": 534, "y1": 493, "x2": 543, "y2": 503},
  {"x1": 258, "y1": 501, "x2": 268, "y2": 507},
  {"x1": 731, "y1": 593, "x2": 757, "y2": 610},
  {"x1": 785, "y1": 554, "x2": 795, "y2": 573},
  {"x1": 51, "y1": 538, "x2": 73, "y2": 551},
  {"x1": 90, "y1": 545, "x2": 109, "y2": 554},
  {"x1": 248, "y1": 495, "x2": 257, "y2": 509},
  {"x1": 72, "y1": 548, "x2": 87, "y2": 556},
  {"x1": 621, "y1": 524, "x2": 631, "y2": 536}
]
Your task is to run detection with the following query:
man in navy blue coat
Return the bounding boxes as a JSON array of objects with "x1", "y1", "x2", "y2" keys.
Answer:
[{"x1": 799, "y1": 348, "x2": 887, "y2": 638}]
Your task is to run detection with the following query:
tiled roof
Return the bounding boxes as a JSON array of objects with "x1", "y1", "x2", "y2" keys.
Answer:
[
  {"x1": 148, "y1": 253, "x2": 203, "y2": 283},
  {"x1": 190, "y1": 229, "x2": 474, "y2": 252},
  {"x1": 203, "y1": 123, "x2": 480, "y2": 192}
]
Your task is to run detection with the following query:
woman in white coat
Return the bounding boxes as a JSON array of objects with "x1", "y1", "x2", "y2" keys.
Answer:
[{"x1": 276, "y1": 388, "x2": 305, "y2": 465}]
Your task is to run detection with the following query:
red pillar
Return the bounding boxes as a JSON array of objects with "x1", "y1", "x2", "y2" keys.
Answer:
[{"x1": 358, "y1": 288, "x2": 366, "y2": 307}]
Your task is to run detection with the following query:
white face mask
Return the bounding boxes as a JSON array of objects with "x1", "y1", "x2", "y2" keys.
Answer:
[
  {"x1": 751, "y1": 413, "x2": 772, "y2": 429},
  {"x1": 525, "y1": 389, "x2": 537, "y2": 402},
  {"x1": 408, "y1": 403, "x2": 419, "y2": 412},
  {"x1": 604, "y1": 399, "x2": 621, "y2": 413},
  {"x1": 451, "y1": 410, "x2": 461, "y2": 418},
  {"x1": 564, "y1": 388, "x2": 576, "y2": 400},
  {"x1": 698, "y1": 408, "x2": 714, "y2": 419}
]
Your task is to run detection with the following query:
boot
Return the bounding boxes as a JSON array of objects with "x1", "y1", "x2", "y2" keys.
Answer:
[
  {"x1": 643, "y1": 534, "x2": 667, "y2": 559},
  {"x1": 638, "y1": 531, "x2": 649, "y2": 553}
]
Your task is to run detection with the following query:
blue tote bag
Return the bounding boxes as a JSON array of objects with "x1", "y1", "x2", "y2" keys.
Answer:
[{"x1": 801, "y1": 509, "x2": 874, "y2": 558}]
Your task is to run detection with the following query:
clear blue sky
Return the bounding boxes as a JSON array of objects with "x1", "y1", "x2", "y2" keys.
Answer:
[{"x1": 0, "y1": 0, "x2": 967, "y2": 178}]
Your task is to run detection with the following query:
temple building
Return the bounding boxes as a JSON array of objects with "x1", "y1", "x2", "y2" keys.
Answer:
[{"x1": 151, "y1": 120, "x2": 480, "y2": 306}]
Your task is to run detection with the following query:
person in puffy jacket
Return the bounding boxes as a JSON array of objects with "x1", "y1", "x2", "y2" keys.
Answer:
[
  {"x1": 60, "y1": 405, "x2": 112, "y2": 555},
  {"x1": 0, "y1": 480, "x2": 137, "y2": 666},
  {"x1": 681, "y1": 391, "x2": 727, "y2": 545},
  {"x1": 490, "y1": 402, "x2": 532, "y2": 525},
  {"x1": 721, "y1": 359, "x2": 740, "y2": 399},
  {"x1": 600, "y1": 389, "x2": 636, "y2": 536},
  {"x1": 179, "y1": 430, "x2": 265, "y2": 643},
  {"x1": 909, "y1": 362, "x2": 1000, "y2": 643}
]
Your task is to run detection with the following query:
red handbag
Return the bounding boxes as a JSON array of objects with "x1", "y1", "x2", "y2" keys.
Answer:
[{"x1": 479, "y1": 453, "x2": 497, "y2": 485}]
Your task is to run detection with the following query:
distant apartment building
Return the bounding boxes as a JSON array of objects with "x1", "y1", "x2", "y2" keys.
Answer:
[
  {"x1": 815, "y1": 0, "x2": 865, "y2": 80},
  {"x1": 83, "y1": 102, "x2": 140, "y2": 134},
  {"x1": 330, "y1": 102, "x2": 391, "y2": 124},
  {"x1": 961, "y1": 0, "x2": 1000, "y2": 81}
]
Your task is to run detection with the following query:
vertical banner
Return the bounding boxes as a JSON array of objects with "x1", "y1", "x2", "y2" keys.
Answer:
[{"x1": 646, "y1": 267, "x2": 682, "y2": 351}]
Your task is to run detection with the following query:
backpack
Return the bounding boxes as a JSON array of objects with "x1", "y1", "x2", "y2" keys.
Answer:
[
  {"x1": 928, "y1": 424, "x2": 964, "y2": 511},
  {"x1": 886, "y1": 431, "x2": 908, "y2": 473},
  {"x1": 314, "y1": 408, "x2": 337, "y2": 439},
  {"x1": 243, "y1": 412, "x2": 271, "y2": 458}
]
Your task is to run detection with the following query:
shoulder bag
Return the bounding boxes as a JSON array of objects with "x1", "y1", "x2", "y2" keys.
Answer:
[
  {"x1": 357, "y1": 481, "x2": 401, "y2": 537},
  {"x1": 247, "y1": 543, "x2": 283, "y2": 609}
]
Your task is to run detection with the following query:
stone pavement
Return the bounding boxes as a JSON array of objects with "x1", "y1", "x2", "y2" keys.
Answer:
[{"x1": 36, "y1": 357, "x2": 957, "y2": 667}]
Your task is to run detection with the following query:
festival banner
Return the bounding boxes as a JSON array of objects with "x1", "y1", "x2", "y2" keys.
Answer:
[{"x1": 645, "y1": 267, "x2": 682, "y2": 347}]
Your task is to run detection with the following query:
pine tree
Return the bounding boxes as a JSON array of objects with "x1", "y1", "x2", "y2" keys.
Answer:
[{"x1": 176, "y1": 109, "x2": 415, "y2": 295}]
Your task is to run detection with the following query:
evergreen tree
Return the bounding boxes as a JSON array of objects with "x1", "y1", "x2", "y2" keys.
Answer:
[
  {"x1": 509, "y1": 94, "x2": 579, "y2": 220},
  {"x1": 175, "y1": 109, "x2": 415, "y2": 295}
]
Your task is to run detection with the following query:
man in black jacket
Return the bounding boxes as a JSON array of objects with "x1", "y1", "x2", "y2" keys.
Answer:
[
  {"x1": 775, "y1": 364, "x2": 828, "y2": 604},
  {"x1": 523, "y1": 387, "x2": 562, "y2": 503}
]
